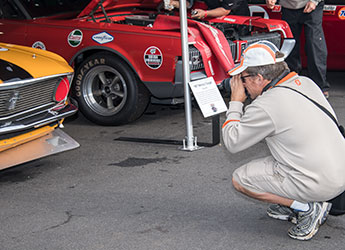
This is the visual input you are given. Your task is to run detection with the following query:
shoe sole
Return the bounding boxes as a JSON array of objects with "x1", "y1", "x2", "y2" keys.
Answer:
[
  {"x1": 320, "y1": 202, "x2": 332, "y2": 225},
  {"x1": 267, "y1": 212, "x2": 297, "y2": 224},
  {"x1": 288, "y1": 202, "x2": 331, "y2": 241},
  {"x1": 289, "y1": 223, "x2": 320, "y2": 241}
]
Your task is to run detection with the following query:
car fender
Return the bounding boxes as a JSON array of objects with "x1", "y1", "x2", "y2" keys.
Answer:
[
  {"x1": 69, "y1": 45, "x2": 139, "y2": 79},
  {"x1": 211, "y1": 15, "x2": 293, "y2": 39}
]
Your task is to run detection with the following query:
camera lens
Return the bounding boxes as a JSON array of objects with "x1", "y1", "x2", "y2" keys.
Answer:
[
  {"x1": 222, "y1": 78, "x2": 231, "y2": 96},
  {"x1": 220, "y1": 77, "x2": 249, "y2": 99}
]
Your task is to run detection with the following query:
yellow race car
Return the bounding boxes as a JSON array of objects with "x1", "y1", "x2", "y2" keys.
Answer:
[{"x1": 0, "y1": 43, "x2": 79, "y2": 170}]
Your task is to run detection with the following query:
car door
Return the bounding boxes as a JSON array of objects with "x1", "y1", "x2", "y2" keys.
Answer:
[
  {"x1": 322, "y1": 0, "x2": 345, "y2": 70},
  {"x1": 0, "y1": 0, "x2": 28, "y2": 45}
]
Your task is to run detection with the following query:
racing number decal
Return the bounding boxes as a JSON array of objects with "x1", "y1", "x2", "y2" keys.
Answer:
[
  {"x1": 144, "y1": 46, "x2": 163, "y2": 69},
  {"x1": 68, "y1": 29, "x2": 83, "y2": 47},
  {"x1": 339, "y1": 7, "x2": 345, "y2": 20}
]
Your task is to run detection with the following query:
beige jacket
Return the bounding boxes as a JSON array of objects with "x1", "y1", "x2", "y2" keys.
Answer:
[{"x1": 222, "y1": 72, "x2": 345, "y2": 199}]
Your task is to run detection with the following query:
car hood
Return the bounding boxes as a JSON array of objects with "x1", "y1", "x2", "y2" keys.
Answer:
[
  {"x1": 0, "y1": 43, "x2": 73, "y2": 83},
  {"x1": 78, "y1": 0, "x2": 162, "y2": 17}
]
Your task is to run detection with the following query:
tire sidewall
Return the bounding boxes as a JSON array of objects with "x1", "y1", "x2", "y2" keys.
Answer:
[{"x1": 73, "y1": 53, "x2": 139, "y2": 125}]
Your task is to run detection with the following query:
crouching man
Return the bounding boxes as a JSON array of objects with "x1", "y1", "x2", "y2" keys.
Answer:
[{"x1": 222, "y1": 41, "x2": 345, "y2": 240}]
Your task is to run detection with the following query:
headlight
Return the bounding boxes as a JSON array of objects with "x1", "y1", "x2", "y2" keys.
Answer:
[{"x1": 54, "y1": 75, "x2": 72, "y2": 102}]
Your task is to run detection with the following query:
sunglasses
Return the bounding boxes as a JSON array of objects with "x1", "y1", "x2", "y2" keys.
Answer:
[{"x1": 240, "y1": 74, "x2": 256, "y2": 82}]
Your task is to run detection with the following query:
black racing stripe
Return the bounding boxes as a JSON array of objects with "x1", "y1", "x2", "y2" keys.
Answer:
[{"x1": 0, "y1": 59, "x2": 33, "y2": 82}]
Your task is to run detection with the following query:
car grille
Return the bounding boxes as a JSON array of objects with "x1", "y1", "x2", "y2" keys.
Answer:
[
  {"x1": 186, "y1": 32, "x2": 281, "y2": 70},
  {"x1": 240, "y1": 32, "x2": 281, "y2": 50},
  {"x1": 0, "y1": 77, "x2": 58, "y2": 119},
  {"x1": 189, "y1": 45, "x2": 204, "y2": 71},
  {"x1": 228, "y1": 32, "x2": 282, "y2": 62},
  {"x1": 229, "y1": 41, "x2": 237, "y2": 60}
]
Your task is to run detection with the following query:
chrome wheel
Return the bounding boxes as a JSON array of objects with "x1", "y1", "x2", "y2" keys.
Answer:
[{"x1": 83, "y1": 65, "x2": 127, "y2": 117}]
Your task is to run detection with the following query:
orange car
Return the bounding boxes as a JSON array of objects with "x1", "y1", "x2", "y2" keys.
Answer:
[{"x1": 0, "y1": 43, "x2": 79, "y2": 170}]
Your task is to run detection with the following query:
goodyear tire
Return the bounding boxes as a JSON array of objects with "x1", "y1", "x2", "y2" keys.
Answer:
[{"x1": 73, "y1": 53, "x2": 150, "y2": 125}]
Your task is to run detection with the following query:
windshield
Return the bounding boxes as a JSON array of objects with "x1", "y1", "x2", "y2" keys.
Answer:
[{"x1": 18, "y1": 0, "x2": 91, "y2": 18}]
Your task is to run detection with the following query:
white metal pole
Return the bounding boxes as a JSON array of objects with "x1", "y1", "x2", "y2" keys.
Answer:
[{"x1": 178, "y1": 0, "x2": 200, "y2": 151}]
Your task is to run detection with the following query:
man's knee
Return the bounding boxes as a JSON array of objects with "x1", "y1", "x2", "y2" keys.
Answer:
[
  {"x1": 232, "y1": 177, "x2": 244, "y2": 192},
  {"x1": 232, "y1": 177, "x2": 265, "y2": 200}
]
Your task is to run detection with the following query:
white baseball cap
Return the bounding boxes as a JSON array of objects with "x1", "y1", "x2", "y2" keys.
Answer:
[{"x1": 228, "y1": 40, "x2": 284, "y2": 76}]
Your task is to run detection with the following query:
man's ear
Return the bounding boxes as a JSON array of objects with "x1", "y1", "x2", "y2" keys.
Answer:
[
  {"x1": 256, "y1": 73, "x2": 271, "y2": 91},
  {"x1": 255, "y1": 74, "x2": 266, "y2": 87},
  {"x1": 256, "y1": 74, "x2": 264, "y2": 81}
]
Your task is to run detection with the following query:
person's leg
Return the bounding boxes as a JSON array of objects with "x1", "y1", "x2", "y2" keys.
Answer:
[
  {"x1": 232, "y1": 178, "x2": 294, "y2": 206},
  {"x1": 303, "y1": 2, "x2": 329, "y2": 93},
  {"x1": 232, "y1": 156, "x2": 300, "y2": 203},
  {"x1": 232, "y1": 156, "x2": 332, "y2": 240},
  {"x1": 282, "y1": 7, "x2": 303, "y2": 73}
]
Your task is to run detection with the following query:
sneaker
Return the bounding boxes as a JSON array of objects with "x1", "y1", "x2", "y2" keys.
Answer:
[
  {"x1": 288, "y1": 202, "x2": 332, "y2": 241},
  {"x1": 267, "y1": 204, "x2": 297, "y2": 224}
]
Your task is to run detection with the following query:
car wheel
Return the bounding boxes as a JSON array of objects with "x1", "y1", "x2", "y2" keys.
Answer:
[{"x1": 73, "y1": 53, "x2": 150, "y2": 125}]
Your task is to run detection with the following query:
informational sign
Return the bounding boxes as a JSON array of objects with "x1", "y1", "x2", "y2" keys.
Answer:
[{"x1": 189, "y1": 77, "x2": 227, "y2": 118}]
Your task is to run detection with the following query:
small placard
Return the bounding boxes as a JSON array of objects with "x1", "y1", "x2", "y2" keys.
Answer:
[{"x1": 189, "y1": 77, "x2": 227, "y2": 118}]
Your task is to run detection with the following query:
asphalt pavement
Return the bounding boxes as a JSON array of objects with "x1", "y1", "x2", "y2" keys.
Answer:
[{"x1": 0, "y1": 71, "x2": 344, "y2": 250}]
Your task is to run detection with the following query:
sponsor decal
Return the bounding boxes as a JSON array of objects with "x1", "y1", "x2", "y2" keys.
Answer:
[
  {"x1": 272, "y1": 5, "x2": 281, "y2": 12},
  {"x1": 224, "y1": 18, "x2": 236, "y2": 22},
  {"x1": 32, "y1": 41, "x2": 46, "y2": 50},
  {"x1": 68, "y1": 29, "x2": 83, "y2": 47},
  {"x1": 144, "y1": 46, "x2": 163, "y2": 69},
  {"x1": 92, "y1": 32, "x2": 114, "y2": 44},
  {"x1": 324, "y1": 5, "x2": 336, "y2": 11},
  {"x1": 339, "y1": 7, "x2": 345, "y2": 20}
]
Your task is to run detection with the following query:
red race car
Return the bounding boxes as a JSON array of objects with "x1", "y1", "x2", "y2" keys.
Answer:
[
  {"x1": 248, "y1": 0, "x2": 345, "y2": 70},
  {"x1": 1, "y1": 0, "x2": 294, "y2": 125}
]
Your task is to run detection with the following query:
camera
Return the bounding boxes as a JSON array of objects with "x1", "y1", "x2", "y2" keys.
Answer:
[
  {"x1": 221, "y1": 78, "x2": 231, "y2": 97},
  {"x1": 191, "y1": 9, "x2": 198, "y2": 16},
  {"x1": 220, "y1": 77, "x2": 249, "y2": 99}
]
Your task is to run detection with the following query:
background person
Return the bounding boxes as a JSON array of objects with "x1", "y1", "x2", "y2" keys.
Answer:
[
  {"x1": 222, "y1": 41, "x2": 345, "y2": 240},
  {"x1": 169, "y1": 0, "x2": 193, "y2": 9},
  {"x1": 266, "y1": 0, "x2": 330, "y2": 98},
  {"x1": 170, "y1": 0, "x2": 250, "y2": 19}
]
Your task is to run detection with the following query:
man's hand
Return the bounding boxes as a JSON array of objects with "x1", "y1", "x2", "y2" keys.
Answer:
[
  {"x1": 191, "y1": 9, "x2": 206, "y2": 19},
  {"x1": 266, "y1": 0, "x2": 276, "y2": 9},
  {"x1": 169, "y1": 0, "x2": 191, "y2": 10},
  {"x1": 168, "y1": 0, "x2": 178, "y2": 10},
  {"x1": 230, "y1": 75, "x2": 247, "y2": 103},
  {"x1": 304, "y1": 1, "x2": 316, "y2": 13}
]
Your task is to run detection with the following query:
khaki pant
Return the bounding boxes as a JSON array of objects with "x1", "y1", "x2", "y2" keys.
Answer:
[{"x1": 232, "y1": 156, "x2": 333, "y2": 202}]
